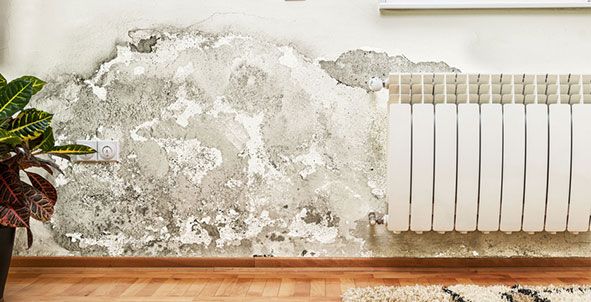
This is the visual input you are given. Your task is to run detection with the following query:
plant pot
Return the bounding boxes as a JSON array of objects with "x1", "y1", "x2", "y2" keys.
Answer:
[{"x1": 0, "y1": 227, "x2": 15, "y2": 301}]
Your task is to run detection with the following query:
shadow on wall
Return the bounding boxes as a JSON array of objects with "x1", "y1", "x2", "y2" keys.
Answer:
[{"x1": 0, "y1": 1, "x2": 7, "y2": 64}]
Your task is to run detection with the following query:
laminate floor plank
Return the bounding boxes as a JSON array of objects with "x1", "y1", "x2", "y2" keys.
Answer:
[
  {"x1": 261, "y1": 278, "x2": 281, "y2": 297},
  {"x1": 277, "y1": 278, "x2": 295, "y2": 297},
  {"x1": 325, "y1": 278, "x2": 342, "y2": 298},
  {"x1": 309, "y1": 278, "x2": 326, "y2": 297},
  {"x1": 246, "y1": 278, "x2": 266, "y2": 297}
]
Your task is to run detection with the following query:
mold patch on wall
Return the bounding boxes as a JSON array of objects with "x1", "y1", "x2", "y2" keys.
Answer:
[
  {"x1": 13, "y1": 28, "x2": 590, "y2": 257},
  {"x1": 319, "y1": 50, "x2": 460, "y2": 91}
]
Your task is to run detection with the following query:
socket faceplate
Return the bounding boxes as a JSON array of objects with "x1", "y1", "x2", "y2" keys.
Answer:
[{"x1": 74, "y1": 140, "x2": 119, "y2": 162}]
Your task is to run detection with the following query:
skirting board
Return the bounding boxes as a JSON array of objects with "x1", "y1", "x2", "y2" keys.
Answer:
[{"x1": 10, "y1": 257, "x2": 591, "y2": 268}]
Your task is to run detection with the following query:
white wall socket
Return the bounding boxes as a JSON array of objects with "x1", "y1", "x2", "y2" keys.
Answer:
[
  {"x1": 74, "y1": 140, "x2": 120, "y2": 162},
  {"x1": 97, "y1": 140, "x2": 120, "y2": 161}
]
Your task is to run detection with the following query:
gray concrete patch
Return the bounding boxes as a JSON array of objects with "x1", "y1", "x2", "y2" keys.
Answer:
[{"x1": 12, "y1": 28, "x2": 590, "y2": 258}]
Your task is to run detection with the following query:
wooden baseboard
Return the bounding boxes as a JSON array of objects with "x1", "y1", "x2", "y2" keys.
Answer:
[{"x1": 10, "y1": 256, "x2": 591, "y2": 268}]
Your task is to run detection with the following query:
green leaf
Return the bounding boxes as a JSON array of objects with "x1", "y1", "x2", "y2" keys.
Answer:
[
  {"x1": 17, "y1": 76, "x2": 46, "y2": 95},
  {"x1": 29, "y1": 126, "x2": 55, "y2": 151},
  {"x1": 0, "y1": 79, "x2": 33, "y2": 119},
  {"x1": 0, "y1": 74, "x2": 6, "y2": 88},
  {"x1": 47, "y1": 144, "x2": 96, "y2": 155},
  {"x1": 0, "y1": 162, "x2": 30, "y2": 228},
  {"x1": 0, "y1": 129, "x2": 21, "y2": 146},
  {"x1": 6, "y1": 109, "x2": 53, "y2": 141},
  {"x1": 0, "y1": 144, "x2": 14, "y2": 156}
]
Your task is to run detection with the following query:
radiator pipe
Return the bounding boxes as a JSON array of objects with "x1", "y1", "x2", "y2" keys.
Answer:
[{"x1": 368, "y1": 212, "x2": 386, "y2": 225}]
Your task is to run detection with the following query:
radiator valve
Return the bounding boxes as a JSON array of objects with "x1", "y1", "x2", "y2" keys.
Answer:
[
  {"x1": 368, "y1": 77, "x2": 385, "y2": 92},
  {"x1": 368, "y1": 212, "x2": 386, "y2": 225}
]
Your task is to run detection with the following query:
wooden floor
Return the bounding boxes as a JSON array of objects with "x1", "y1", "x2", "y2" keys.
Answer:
[{"x1": 4, "y1": 267, "x2": 591, "y2": 301}]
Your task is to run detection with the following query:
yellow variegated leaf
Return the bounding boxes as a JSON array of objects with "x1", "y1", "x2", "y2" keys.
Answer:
[
  {"x1": 29, "y1": 127, "x2": 55, "y2": 151},
  {"x1": 0, "y1": 129, "x2": 21, "y2": 146},
  {"x1": 0, "y1": 79, "x2": 33, "y2": 119},
  {"x1": 7, "y1": 109, "x2": 53, "y2": 141},
  {"x1": 47, "y1": 144, "x2": 96, "y2": 155},
  {"x1": 17, "y1": 76, "x2": 46, "y2": 95}
]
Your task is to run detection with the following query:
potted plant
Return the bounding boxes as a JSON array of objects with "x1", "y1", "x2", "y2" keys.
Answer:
[{"x1": 0, "y1": 73, "x2": 96, "y2": 300}]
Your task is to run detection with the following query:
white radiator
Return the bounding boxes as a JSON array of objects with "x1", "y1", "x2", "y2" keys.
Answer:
[{"x1": 386, "y1": 74, "x2": 591, "y2": 234}]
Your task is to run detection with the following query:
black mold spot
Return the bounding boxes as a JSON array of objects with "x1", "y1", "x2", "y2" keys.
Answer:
[
  {"x1": 269, "y1": 233, "x2": 285, "y2": 242},
  {"x1": 136, "y1": 206, "x2": 148, "y2": 216},
  {"x1": 302, "y1": 207, "x2": 340, "y2": 227},
  {"x1": 303, "y1": 208, "x2": 324, "y2": 224},
  {"x1": 200, "y1": 223, "x2": 220, "y2": 239},
  {"x1": 130, "y1": 36, "x2": 158, "y2": 53},
  {"x1": 325, "y1": 211, "x2": 339, "y2": 227},
  {"x1": 190, "y1": 223, "x2": 202, "y2": 234}
]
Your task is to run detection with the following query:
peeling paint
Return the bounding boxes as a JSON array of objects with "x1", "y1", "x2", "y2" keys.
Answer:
[
  {"x1": 293, "y1": 146, "x2": 325, "y2": 180},
  {"x1": 166, "y1": 84, "x2": 203, "y2": 127},
  {"x1": 130, "y1": 36, "x2": 159, "y2": 53},
  {"x1": 155, "y1": 138, "x2": 222, "y2": 185},
  {"x1": 13, "y1": 28, "x2": 590, "y2": 258},
  {"x1": 319, "y1": 50, "x2": 460, "y2": 91},
  {"x1": 179, "y1": 216, "x2": 213, "y2": 246},
  {"x1": 288, "y1": 208, "x2": 338, "y2": 244}
]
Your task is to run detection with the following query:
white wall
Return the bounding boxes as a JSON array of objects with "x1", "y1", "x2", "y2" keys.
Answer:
[
  {"x1": 1, "y1": 0, "x2": 591, "y2": 79},
  {"x1": 3, "y1": 0, "x2": 591, "y2": 257}
]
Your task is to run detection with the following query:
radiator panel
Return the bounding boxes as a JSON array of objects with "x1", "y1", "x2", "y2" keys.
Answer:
[
  {"x1": 500, "y1": 104, "x2": 526, "y2": 232},
  {"x1": 545, "y1": 104, "x2": 572, "y2": 232},
  {"x1": 477, "y1": 104, "x2": 503, "y2": 232},
  {"x1": 455, "y1": 104, "x2": 480, "y2": 232},
  {"x1": 433, "y1": 104, "x2": 457, "y2": 232},
  {"x1": 522, "y1": 104, "x2": 549, "y2": 232},
  {"x1": 410, "y1": 104, "x2": 435, "y2": 232},
  {"x1": 386, "y1": 103, "x2": 411, "y2": 232},
  {"x1": 568, "y1": 104, "x2": 591, "y2": 232}
]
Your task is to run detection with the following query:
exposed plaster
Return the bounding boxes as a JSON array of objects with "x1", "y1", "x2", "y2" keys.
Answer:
[
  {"x1": 12, "y1": 28, "x2": 590, "y2": 258},
  {"x1": 130, "y1": 36, "x2": 159, "y2": 53},
  {"x1": 319, "y1": 50, "x2": 461, "y2": 91}
]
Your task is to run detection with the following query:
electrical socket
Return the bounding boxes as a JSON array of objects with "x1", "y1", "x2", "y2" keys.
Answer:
[
  {"x1": 74, "y1": 140, "x2": 119, "y2": 162},
  {"x1": 97, "y1": 140, "x2": 120, "y2": 162}
]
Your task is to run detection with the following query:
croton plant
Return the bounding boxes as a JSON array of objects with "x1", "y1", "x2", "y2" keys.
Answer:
[{"x1": 0, "y1": 73, "x2": 96, "y2": 247}]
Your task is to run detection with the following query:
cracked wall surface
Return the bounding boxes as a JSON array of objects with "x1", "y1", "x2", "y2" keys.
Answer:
[{"x1": 12, "y1": 28, "x2": 591, "y2": 257}]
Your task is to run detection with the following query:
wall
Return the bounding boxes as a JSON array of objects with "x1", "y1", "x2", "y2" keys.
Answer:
[{"x1": 1, "y1": 0, "x2": 590, "y2": 257}]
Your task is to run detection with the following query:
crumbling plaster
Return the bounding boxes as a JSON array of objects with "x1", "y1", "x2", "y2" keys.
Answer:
[{"x1": 11, "y1": 28, "x2": 591, "y2": 257}]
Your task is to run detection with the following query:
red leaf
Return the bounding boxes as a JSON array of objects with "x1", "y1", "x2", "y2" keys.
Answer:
[
  {"x1": 21, "y1": 182, "x2": 54, "y2": 222},
  {"x1": 26, "y1": 228, "x2": 33, "y2": 249},
  {"x1": 0, "y1": 162, "x2": 29, "y2": 228},
  {"x1": 26, "y1": 172, "x2": 57, "y2": 204},
  {"x1": 0, "y1": 204, "x2": 29, "y2": 228},
  {"x1": 0, "y1": 163, "x2": 21, "y2": 205},
  {"x1": 19, "y1": 156, "x2": 63, "y2": 175}
]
